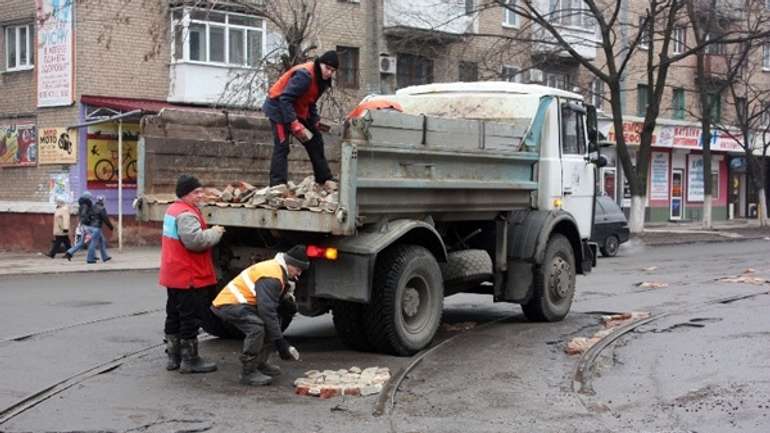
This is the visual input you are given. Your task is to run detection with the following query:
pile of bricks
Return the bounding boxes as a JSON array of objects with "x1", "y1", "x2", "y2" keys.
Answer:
[
  {"x1": 294, "y1": 366, "x2": 391, "y2": 399},
  {"x1": 202, "y1": 176, "x2": 339, "y2": 212},
  {"x1": 565, "y1": 311, "x2": 651, "y2": 355}
]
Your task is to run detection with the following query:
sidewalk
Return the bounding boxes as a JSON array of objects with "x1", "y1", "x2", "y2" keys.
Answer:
[
  {"x1": 1, "y1": 220, "x2": 768, "y2": 276},
  {"x1": 0, "y1": 246, "x2": 160, "y2": 277}
]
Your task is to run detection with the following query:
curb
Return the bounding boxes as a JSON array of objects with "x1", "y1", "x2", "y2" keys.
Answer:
[{"x1": 0, "y1": 266, "x2": 159, "y2": 277}]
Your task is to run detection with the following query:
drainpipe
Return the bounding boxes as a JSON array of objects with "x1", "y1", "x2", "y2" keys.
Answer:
[{"x1": 366, "y1": 0, "x2": 382, "y2": 94}]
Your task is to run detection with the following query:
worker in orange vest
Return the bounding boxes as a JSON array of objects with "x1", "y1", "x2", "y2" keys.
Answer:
[
  {"x1": 262, "y1": 51, "x2": 338, "y2": 189},
  {"x1": 210, "y1": 245, "x2": 308, "y2": 386}
]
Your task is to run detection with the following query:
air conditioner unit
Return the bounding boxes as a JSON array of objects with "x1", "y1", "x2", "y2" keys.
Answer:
[
  {"x1": 379, "y1": 56, "x2": 397, "y2": 74},
  {"x1": 528, "y1": 68, "x2": 543, "y2": 83}
]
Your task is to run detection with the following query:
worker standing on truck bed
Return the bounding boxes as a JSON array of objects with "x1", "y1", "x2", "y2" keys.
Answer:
[
  {"x1": 262, "y1": 50, "x2": 338, "y2": 190},
  {"x1": 160, "y1": 174, "x2": 225, "y2": 374},
  {"x1": 210, "y1": 245, "x2": 307, "y2": 386}
]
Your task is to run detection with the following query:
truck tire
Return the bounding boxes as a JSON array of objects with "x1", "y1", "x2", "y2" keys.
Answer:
[
  {"x1": 365, "y1": 245, "x2": 444, "y2": 356},
  {"x1": 600, "y1": 235, "x2": 619, "y2": 257},
  {"x1": 331, "y1": 300, "x2": 374, "y2": 351},
  {"x1": 440, "y1": 249, "x2": 493, "y2": 291},
  {"x1": 522, "y1": 234, "x2": 575, "y2": 322}
]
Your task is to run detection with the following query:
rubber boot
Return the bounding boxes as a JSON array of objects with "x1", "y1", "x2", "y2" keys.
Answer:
[
  {"x1": 164, "y1": 334, "x2": 181, "y2": 371},
  {"x1": 257, "y1": 353, "x2": 281, "y2": 377},
  {"x1": 179, "y1": 338, "x2": 217, "y2": 374},
  {"x1": 240, "y1": 356, "x2": 272, "y2": 386}
]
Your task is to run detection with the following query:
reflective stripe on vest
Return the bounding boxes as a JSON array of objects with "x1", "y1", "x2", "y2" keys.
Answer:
[
  {"x1": 267, "y1": 62, "x2": 319, "y2": 121},
  {"x1": 158, "y1": 201, "x2": 217, "y2": 289},
  {"x1": 212, "y1": 259, "x2": 286, "y2": 306}
]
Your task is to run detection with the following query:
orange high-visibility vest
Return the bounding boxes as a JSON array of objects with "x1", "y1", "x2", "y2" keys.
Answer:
[
  {"x1": 267, "y1": 62, "x2": 319, "y2": 121},
  {"x1": 212, "y1": 259, "x2": 286, "y2": 307}
]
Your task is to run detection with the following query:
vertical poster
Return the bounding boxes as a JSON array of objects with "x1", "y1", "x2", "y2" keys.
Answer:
[
  {"x1": 48, "y1": 172, "x2": 71, "y2": 203},
  {"x1": 39, "y1": 127, "x2": 77, "y2": 164},
  {"x1": 650, "y1": 152, "x2": 669, "y2": 200},
  {"x1": 0, "y1": 124, "x2": 38, "y2": 166},
  {"x1": 86, "y1": 123, "x2": 139, "y2": 189},
  {"x1": 687, "y1": 154, "x2": 704, "y2": 202},
  {"x1": 36, "y1": 0, "x2": 74, "y2": 107}
]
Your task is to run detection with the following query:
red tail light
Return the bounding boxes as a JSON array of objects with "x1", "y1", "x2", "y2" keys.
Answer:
[{"x1": 306, "y1": 245, "x2": 339, "y2": 260}]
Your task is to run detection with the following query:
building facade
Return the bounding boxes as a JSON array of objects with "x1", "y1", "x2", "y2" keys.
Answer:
[{"x1": 1, "y1": 0, "x2": 769, "y2": 250}]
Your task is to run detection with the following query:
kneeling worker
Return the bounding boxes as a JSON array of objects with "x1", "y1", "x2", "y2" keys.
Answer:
[{"x1": 211, "y1": 245, "x2": 308, "y2": 386}]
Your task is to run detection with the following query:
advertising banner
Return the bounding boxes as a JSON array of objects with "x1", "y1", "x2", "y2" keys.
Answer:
[
  {"x1": 607, "y1": 121, "x2": 742, "y2": 152},
  {"x1": 36, "y1": 0, "x2": 74, "y2": 107},
  {"x1": 0, "y1": 124, "x2": 37, "y2": 167},
  {"x1": 48, "y1": 172, "x2": 72, "y2": 204},
  {"x1": 86, "y1": 123, "x2": 139, "y2": 189},
  {"x1": 688, "y1": 154, "x2": 704, "y2": 202},
  {"x1": 39, "y1": 127, "x2": 76, "y2": 164},
  {"x1": 650, "y1": 152, "x2": 669, "y2": 200}
]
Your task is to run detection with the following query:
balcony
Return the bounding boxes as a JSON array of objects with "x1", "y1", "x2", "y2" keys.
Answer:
[
  {"x1": 693, "y1": 0, "x2": 745, "y2": 21},
  {"x1": 703, "y1": 54, "x2": 728, "y2": 82},
  {"x1": 383, "y1": 0, "x2": 473, "y2": 43},
  {"x1": 167, "y1": 62, "x2": 267, "y2": 108},
  {"x1": 531, "y1": 25, "x2": 598, "y2": 61}
]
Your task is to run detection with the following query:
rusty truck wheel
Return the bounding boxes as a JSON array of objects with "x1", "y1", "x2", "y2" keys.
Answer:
[
  {"x1": 522, "y1": 233, "x2": 575, "y2": 322},
  {"x1": 365, "y1": 245, "x2": 444, "y2": 356}
]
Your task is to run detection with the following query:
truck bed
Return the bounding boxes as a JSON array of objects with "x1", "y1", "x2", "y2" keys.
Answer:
[{"x1": 137, "y1": 109, "x2": 538, "y2": 235}]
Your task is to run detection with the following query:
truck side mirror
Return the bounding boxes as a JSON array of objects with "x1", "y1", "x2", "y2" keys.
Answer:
[
  {"x1": 586, "y1": 105, "x2": 598, "y2": 151},
  {"x1": 591, "y1": 154, "x2": 608, "y2": 168}
]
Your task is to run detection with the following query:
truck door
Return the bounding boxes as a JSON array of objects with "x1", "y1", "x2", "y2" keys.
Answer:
[{"x1": 559, "y1": 102, "x2": 594, "y2": 239}]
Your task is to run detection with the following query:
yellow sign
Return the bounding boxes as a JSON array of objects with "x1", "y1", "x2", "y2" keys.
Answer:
[{"x1": 39, "y1": 127, "x2": 77, "y2": 164}]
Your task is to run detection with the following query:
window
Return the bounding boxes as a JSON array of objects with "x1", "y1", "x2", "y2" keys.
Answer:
[
  {"x1": 591, "y1": 79, "x2": 604, "y2": 110},
  {"x1": 502, "y1": 65, "x2": 520, "y2": 82},
  {"x1": 707, "y1": 92, "x2": 721, "y2": 122},
  {"x1": 5, "y1": 24, "x2": 34, "y2": 71},
  {"x1": 503, "y1": 0, "x2": 519, "y2": 27},
  {"x1": 764, "y1": 44, "x2": 770, "y2": 71},
  {"x1": 171, "y1": 8, "x2": 265, "y2": 67},
  {"x1": 672, "y1": 26, "x2": 686, "y2": 54},
  {"x1": 545, "y1": 71, "x2": 571, "y2": 90},
  {"x1": 337, "y1": 46, "x2": 359, "y2": 89},
  {"x1": 637, "y1": 84, "x2": 649, "y2": 116},
  {"x1": 561, "y1": 104, "x2": 586, "y2": 155},
  {"x1": 705, "y1": 33, "x2": 725, "y2": 55},
  {"x1": 736, "y1": 97, "x2": 747, "y2": 123},
  {"x1": 672, "y1": 88, "x2": 685, "y2": 120},
  {"x1": 711, "y1": 170, "x2": 719, "y2": 200},
  {"x1": 459, "y1": 61, "x2": 479, "y2": 82},
  {"x1": 466, "y1": 0, "x2": 475, "y2": 15},
  {"x1": 639, "y1": 17, "x2": 651, "y2": 50},
  {"x1": 396, "y1": 54, "x2": 433, "y2": 89},
  {"x1": 549, "y1": 0, "x2": 595, "y2": 30}
]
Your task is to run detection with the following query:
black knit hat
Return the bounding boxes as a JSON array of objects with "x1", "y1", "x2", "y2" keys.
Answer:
[
  {"x1": 317, "y1": 50, "x2": 339, "y2": 69},
  {"x1": 176, "y1": 174, "x2": 202, "y2": 198},
  {"x1": 284, "y1": 245, "x2": 310, "y2": 270}
]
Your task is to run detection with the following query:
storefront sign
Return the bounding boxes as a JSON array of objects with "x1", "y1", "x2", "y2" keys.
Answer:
[
  {"x1": 650, "y1": 152, "x2": 669, "y2": 200},
  {"x1": 0, "y1": 124, "x2": 37, "y2": 167},
  {"x1": 688, "y1": 154, "x2": 704, "y2": 202},
  {"x1": 38, "y1": 127, "x2": 76, "y2": 164},
  {"x1": 36, "y1": 0, "x2": 74, "y2": 107},
  {"x1": 607, "y1": 121, "x2": 742, "y2": 152}
]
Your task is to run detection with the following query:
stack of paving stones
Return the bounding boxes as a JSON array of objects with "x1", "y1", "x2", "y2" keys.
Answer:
[{"x1": 294, "y1": 367, "x2": 391, "y2": 399}]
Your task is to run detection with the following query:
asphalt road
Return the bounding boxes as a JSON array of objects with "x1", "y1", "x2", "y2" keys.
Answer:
[{"x1": 1, "y1": 239, "x2": 769, "y2": 432}]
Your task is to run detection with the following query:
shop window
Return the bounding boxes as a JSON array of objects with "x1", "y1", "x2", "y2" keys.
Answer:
[
  {"x1": 712, "y1": 171, "x2": 719, "y2": 200},
  {"x1": 672, "y1": 88, "x2": 685, "y2": 120}
]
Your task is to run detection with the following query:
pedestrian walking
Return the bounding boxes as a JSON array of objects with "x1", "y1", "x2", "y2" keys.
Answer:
[
  {"x1": 63, "y1": 192, "x2": 95, "y2": 261},
  {"x1": 262, "y1": 50, "x2": 338, "y2": 189},
  {"x1": 210, "y1": 245, "x2": 307, "y2": 385},
  {"x1": 160, "y1": 174, "x2": 225, "y2": 374},
  {"x1": 86, "y1": 195, "x2": 113, "y2": 264},
  {"x1": 48, "y1": 199, "x2": 71, "y2": 258}
]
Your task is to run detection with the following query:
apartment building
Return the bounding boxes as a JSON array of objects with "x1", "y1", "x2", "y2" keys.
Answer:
[{"x1": 1, "y1": 0, "x2": 768, "y2": 250}]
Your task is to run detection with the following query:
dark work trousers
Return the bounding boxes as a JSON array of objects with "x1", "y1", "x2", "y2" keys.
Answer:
[
  {"x1": 211, "y1": 304, "x2": 272, "y2": 363},
  {"x1": 164, "y1": 287, "x2": 217, "y2": 339},
  {"x1": 268, "y1": 120, "x2": 333, "y2": 186},
  {"x1": 48, "y1": 235, "x2": 71, "y2": 257}
]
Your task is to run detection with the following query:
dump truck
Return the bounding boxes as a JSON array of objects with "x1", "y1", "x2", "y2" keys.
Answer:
[{"x1": 136, "y1": 81, "x2": 605, "y2": 356}]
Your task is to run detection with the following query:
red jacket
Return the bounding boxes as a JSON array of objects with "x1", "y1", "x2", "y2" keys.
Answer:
[
  {"x1": 267, "y1": 62, "x2": 320, "y2": 122},
  {"x1": 159, "y1": 201, "x2": 217, "y2": 289}
]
